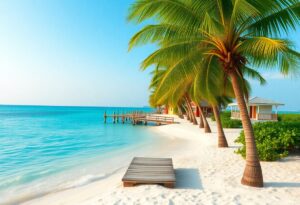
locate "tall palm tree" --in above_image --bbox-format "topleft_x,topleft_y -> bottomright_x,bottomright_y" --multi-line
146,44 -> 264,148
197,105 -> 205,128
212,97 -> 233,147
198,104 -> 211,133
146,36 -> 266,150
128,0 -> 300,187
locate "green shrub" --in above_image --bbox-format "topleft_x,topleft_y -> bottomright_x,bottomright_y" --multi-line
278,113 -> 300,122
222,111 -> 231,118
222,119 -> 242,128
235,122 -> 300,161
211,111 -> 242,128
211,111 -> 230,121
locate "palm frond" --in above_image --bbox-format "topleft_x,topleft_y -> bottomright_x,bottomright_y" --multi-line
127,0 -> 202,27
230,0 -> 260,27
241,66 -> 267,85
128,24 -> 198,50
240,37 -> 300,75
141,40 -> 201,70
247,2 -> 300,36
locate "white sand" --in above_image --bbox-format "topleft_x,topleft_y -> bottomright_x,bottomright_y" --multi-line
22,116 -> 300,205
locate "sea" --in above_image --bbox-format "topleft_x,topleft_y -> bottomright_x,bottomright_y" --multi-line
0,105 -> 158,204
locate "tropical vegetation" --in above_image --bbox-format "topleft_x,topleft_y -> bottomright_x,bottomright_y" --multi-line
128,0 -> 300,187
211,111 -> 242,128
278,113 -> 300,122
235,122 -> 300,161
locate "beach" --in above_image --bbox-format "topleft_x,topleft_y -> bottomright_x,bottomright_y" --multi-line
1,0 -> 300,204
21,116 -> 300,205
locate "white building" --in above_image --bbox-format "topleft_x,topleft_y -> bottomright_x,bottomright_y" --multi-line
228,97 -> 284,121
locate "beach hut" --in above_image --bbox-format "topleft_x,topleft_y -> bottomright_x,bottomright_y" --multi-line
163,105 -> 174,115
191,101 -> 213,117
228,97 -> 284,121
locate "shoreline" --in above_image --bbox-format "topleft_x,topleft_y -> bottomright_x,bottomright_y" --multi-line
1,127 -> 173,205
17,116 -> 300,204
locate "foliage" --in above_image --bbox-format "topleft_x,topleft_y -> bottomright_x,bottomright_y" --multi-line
278,113 -> 300,122
211,111 -> 242,128
222,119 -> 243,128
235,122 -> 300,161
127,0 -> 300,108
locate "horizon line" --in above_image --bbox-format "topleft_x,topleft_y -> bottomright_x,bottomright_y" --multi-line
0,104 -> 152,108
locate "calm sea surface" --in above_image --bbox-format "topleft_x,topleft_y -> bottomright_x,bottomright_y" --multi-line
0,105 -> 156,202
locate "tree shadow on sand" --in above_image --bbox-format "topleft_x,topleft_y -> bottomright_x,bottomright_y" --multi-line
265,182 -> 300,188
278,154 -> 300,163
175,168 -> 203,190
229,145 -> 241,149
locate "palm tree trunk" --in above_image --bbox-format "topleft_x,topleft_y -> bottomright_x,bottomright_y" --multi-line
183,105 -> 190,121
183,98 -> 192,122
177,105 -> 184,119
185,97 -> 198,125
198,104 -> 211,133
186,101 -> 194,123
197,106 -> 204,128
230,71 -> 263,187
212,106 -> 228,148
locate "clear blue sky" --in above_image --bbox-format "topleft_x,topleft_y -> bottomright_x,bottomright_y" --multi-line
0,0 -> 299,111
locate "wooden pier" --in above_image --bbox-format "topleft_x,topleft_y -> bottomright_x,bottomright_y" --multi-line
104,112 -> 174,125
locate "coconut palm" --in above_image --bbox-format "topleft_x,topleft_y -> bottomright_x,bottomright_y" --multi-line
212,97 -> 233,147
149,65 -> 198,123
128,0 -> 300,187
146,48 -> 266,149
190,97 -> 211,132
144,29 -> 267,148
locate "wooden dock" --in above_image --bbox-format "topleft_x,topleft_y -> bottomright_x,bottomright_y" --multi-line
104,112 -> 174,125
122,157 -> 176,188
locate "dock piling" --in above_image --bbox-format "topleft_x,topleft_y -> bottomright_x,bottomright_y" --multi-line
104,111 -> 107,123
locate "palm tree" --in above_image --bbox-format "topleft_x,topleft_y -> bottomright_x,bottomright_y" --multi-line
128,0 -> 300,187
197,105 -> 205,128
146,39 -> 266,150
198,104 -> 211,133
148,65 -> 195,121
146,55 -> 216,133
212,97 -> 233,147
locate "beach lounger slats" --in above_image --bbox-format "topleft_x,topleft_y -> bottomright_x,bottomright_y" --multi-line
122,157 -> 175,188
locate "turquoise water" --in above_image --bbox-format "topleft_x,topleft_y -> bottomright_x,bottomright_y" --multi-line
0,105 -> 156,202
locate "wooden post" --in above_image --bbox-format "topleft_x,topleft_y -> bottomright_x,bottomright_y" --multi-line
123,182 -> 135,187
104,111 -> 107,123
164,182 -> 175,188
113,112 -> 116,123
122,114 -> 125,124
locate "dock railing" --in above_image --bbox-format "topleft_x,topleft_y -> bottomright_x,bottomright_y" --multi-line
104,111 -> 174,125
257,113 -> 278,121
145,114 -> 174,123
132,114 -> 174,124
231,111 -> 278,121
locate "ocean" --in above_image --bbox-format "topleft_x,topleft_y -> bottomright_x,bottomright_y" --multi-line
0,105 -> 157,203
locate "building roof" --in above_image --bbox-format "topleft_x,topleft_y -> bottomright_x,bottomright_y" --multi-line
191,101 -> 210,107
228,97 -> 284,107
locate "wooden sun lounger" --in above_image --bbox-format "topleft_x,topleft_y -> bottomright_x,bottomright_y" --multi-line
122,157 -> 176,188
